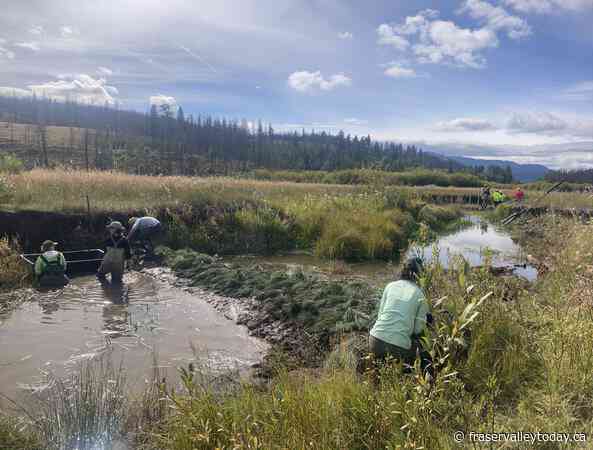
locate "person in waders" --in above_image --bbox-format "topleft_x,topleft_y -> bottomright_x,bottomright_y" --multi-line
369,257 -> 430,371
127,216 -> 162,258
97,221 -> 131,283
34,240 -> 69,288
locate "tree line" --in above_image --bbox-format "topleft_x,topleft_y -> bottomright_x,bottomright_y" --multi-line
0,95 -> 513,182
545,168 -> 593,184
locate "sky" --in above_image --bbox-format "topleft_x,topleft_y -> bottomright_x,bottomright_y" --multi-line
0,0 -> 592,169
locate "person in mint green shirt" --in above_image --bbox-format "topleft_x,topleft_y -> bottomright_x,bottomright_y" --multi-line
369,257 -> 429,366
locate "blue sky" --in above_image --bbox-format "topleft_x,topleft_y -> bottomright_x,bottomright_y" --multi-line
0,0 -> 592,168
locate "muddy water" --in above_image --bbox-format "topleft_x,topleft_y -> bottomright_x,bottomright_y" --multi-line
0,270 -> 267,400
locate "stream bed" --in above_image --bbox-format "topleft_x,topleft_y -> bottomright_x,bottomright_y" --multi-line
0,270 -> 268,401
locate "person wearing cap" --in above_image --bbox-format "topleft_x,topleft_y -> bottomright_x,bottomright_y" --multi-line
369,257 -> 429,367
97,221 -> 132,283
127,216 -> 162,257
34,240 -> 69,288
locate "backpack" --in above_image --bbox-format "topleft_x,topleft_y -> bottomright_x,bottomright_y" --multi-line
40,254 -> 65,276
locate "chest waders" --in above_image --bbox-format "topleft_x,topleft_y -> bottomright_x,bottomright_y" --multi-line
98,238 -> 126,282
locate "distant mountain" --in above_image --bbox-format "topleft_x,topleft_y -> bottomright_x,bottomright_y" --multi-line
449,156 -> 549,182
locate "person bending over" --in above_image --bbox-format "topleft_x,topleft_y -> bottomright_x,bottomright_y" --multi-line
127,216 -> 162,257
369,257 -> 429,368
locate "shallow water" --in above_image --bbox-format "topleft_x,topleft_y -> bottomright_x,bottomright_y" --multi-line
229,215 -> 537,283
408,215 -> 538,281
0,270 -> 267,400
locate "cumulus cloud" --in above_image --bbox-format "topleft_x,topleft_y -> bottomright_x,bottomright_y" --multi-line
380,9 -> 500,69
507,111 -> 593,138
377,24 -> 410,50
379,4 -> 531,69
15,41 -> 40,51
150,94 -> 179,114
414,20 -> 498,68
435,117 -> 499,131
384,64 -> 417,78
28,74 -> 118,104
504,0 -> 593,14
287,70 -> 352,92
459,0 -> 531,39
97,66 -> 113,76
29,25 -> 44,35
0,75 -> 119,104
338,31 -> 353,39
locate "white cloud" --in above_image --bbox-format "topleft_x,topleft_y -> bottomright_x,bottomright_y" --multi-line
377,24 -> 410,50
28,74 -> 118,104
379,4 -> 531,69
384,64 -> 417,78
507,111 -> 593,138
149,94 -> 179,114
338,31 -> 353,39
29,25 -> 44,35
60,26 -> 77,38
435,117 -> 499,131
504,0 -> 593,13
287,70 -> 352,92
0,87 -> 33,98
459,0 -> 531,40
0,46 -> 15,59
380,9 -> 500,69
0,39 -> 15,59
97,66 -> 113,76
414,20 -> 498,68
15,41 -> 41,51
344,118 -> 368,126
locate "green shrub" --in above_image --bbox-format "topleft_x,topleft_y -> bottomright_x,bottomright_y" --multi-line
0,155 -> 24,174
0,175 -> 15,204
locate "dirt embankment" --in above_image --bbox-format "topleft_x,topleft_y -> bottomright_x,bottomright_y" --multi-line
0,210 -> 133,253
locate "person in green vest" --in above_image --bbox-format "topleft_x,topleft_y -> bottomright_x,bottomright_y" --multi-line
492,190 -> 506,206
34,240 -> 69,288
369,257 -> 429,368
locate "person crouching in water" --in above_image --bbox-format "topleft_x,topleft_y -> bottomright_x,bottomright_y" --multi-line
369,257 -> 429,370
34,240 -> 69,288
97,221 -> 131,283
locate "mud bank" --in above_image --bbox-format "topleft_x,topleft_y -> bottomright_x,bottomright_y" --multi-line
144,267 -> 312,370
157,248 -> 379,367
0,210 -> 133,252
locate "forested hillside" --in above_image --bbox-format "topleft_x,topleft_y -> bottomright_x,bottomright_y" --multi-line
545,168 -> 593,184
0,95 -> 512,182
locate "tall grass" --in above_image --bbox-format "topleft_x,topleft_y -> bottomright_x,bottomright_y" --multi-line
0,236 -> 31,293
148,215 -> 593,449
27,356 -> 128,450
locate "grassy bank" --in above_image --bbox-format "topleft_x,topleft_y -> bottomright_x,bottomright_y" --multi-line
148,215 -> 593,449
1,214 -> 592,449
250,168 -> 486,188
1,169 -> 466,261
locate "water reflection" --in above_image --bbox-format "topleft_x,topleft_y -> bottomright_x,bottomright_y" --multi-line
409,215 -> 537,281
